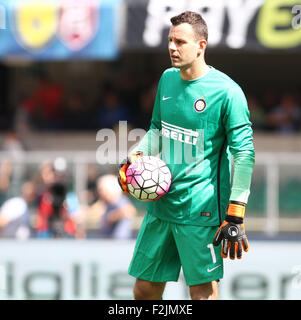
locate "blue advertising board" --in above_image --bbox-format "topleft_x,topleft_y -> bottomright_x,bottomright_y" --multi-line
0,0 -> 121,60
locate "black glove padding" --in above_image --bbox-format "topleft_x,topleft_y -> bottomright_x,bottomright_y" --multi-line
213,220 -> 249,260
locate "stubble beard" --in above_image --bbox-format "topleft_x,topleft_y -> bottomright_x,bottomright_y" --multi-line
171,59 -> 192,72
170,58 -> 188,70
170,58 -> 180,68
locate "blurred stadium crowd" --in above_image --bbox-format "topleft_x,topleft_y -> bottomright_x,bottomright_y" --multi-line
0,70 -> 301,134
0,67 -> 300,240
0,156 -> 138,240
0,70 -> 157,133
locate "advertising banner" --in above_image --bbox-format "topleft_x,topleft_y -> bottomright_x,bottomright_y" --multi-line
0,0 -> 121,60
0,240 -> 300,300
125,0 -> 301,52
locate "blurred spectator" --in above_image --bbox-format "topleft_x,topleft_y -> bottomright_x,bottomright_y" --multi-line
84,164 -> 99,205
2,131 -> 25,157
0,181 -> 36,240
97,89 -> 131,129
84,195 -> 106,237
65,189 -> 86,239
0,160 -> 13,206
2,132 -> 26,205
247,94 -> 266,131
133,87 -> 155,129
13,94 -> 33,135
34,159 -> 77,238
22,72 -> 64,130
62,92 -> 91,130
262,89 -> 279,114
266,92 -> 301,133
117,74 -> 140,112
97,174 -> 136,239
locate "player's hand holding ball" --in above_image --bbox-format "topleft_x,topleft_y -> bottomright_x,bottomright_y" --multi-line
118,151 -> 143,194
119,154 -> 172,201
213,201 -> 249,260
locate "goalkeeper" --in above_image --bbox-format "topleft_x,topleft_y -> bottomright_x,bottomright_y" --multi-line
118,11 -> 255,300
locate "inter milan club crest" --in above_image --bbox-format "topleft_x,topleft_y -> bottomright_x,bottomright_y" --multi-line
193,97 -> 207,113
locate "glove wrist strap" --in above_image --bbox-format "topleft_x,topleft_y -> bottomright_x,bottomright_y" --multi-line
227,202 -> 245,219
225,215 -> 243,224
226,202 -> 245,224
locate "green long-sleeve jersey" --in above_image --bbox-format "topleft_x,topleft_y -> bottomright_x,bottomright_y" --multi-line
135,66 -> 255,226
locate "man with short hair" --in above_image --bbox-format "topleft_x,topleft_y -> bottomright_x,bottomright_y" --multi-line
97,174 -> 136,239
0,181 -> 36,240
119,11 -> 255,300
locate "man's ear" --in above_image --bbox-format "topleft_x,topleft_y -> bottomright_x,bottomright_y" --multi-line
197,39 -> 207,56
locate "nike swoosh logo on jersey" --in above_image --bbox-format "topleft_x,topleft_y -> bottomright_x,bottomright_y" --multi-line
207,265 -> 222,273
162,96 -> 172,101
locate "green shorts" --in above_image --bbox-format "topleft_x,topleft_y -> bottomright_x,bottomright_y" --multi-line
128,213 -> 223,286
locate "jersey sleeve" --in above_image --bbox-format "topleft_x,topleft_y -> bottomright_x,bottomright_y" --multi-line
132,76 -> 163,156
223,84 -> 255,204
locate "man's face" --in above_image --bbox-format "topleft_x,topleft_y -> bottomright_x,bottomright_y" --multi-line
168,23 -> 204,69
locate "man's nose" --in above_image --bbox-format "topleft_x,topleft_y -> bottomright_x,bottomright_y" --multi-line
168,40 -> 176,51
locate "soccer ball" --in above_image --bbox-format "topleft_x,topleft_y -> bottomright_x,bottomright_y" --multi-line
126,156 -> 172,201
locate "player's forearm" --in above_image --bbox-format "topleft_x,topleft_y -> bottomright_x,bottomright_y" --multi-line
132,128 -> 162,156
229,150 -> 255,204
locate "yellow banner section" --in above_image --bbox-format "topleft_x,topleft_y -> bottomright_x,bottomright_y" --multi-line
257,0 -> 301,49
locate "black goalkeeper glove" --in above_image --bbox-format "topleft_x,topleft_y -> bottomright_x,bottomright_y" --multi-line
213,201 -> 249,260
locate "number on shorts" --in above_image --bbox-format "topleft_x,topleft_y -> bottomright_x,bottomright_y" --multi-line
207,244 -> 216,264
